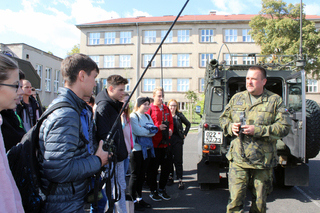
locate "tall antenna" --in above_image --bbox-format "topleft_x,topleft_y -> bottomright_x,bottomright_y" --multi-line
299,0 -> 303,58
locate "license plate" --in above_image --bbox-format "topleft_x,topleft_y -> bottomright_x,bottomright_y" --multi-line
204,131 -> 223,144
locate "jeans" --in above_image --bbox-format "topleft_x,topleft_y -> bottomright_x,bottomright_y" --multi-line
112,161 -> 127,213
123,156 -> 130,178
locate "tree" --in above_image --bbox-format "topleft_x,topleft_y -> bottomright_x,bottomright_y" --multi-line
185,90 -> 198,123
249,0 -> 320,77
67,44 -> 80,56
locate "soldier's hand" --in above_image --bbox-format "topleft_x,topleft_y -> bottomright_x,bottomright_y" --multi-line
232,123 -> 241,136
241,125 -> 254,135
95,140 -> 110,167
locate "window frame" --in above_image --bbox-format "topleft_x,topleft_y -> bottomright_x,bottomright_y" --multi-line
143,54 -> 156,67
143,79 -> 156,92
307,79 -> 318,93
200,53 -> 214,67
120,31 -> 132,44
54,70 -> 60,93
88,32 -> 100,45
144,30 -> 157,43
200,29 -> 214,43
119,55 -> 131,68
104,55 -> 115,68
177,78 -> 189,92
225,29 -> 238,42
105,32 -> 115,44
36,64 -> 43,90
242,29 -> 253,42
45,67 -> 52,92
177,30 -> 190,42
161,30 -> 173,43
177,54 -> 190,67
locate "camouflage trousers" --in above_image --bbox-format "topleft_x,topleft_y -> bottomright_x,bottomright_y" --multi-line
226,162 -> 273,213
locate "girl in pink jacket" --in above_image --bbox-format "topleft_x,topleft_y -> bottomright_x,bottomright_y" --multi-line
0,53 -> 24,212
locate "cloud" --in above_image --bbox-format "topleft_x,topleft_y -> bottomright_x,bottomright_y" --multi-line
71,0 -> 120,24
124,8 -> 151,18
210,0 -> 261,14
305,3 -> 320,15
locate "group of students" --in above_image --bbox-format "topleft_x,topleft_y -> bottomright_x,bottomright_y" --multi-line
0,53 -> 190,213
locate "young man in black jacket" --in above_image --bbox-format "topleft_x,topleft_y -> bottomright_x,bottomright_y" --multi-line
16,79 -> 42,131
95,74 -> 128,213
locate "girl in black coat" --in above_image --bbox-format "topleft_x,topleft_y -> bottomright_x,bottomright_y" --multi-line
167,99 -> 191,189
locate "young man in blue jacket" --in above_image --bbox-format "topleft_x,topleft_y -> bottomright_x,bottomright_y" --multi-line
38,53 -> 110,213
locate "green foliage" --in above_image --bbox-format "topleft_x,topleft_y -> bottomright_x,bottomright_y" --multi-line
185,90 -> 199,123
249,0 -> 320,77
47,51 -> 53,55
67,44 -> 80,56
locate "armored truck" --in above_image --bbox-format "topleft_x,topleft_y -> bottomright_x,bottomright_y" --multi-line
197,54 -> 320,189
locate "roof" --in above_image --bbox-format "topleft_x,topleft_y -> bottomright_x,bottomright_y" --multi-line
77,14 -> 320,28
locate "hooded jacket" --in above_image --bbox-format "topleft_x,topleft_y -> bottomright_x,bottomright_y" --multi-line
38,87 -> 101,213
95,89 -> 128,162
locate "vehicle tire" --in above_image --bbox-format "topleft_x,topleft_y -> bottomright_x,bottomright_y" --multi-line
306,99 -> 320,159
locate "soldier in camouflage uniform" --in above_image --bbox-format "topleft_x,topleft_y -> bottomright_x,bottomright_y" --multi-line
219,66 -> 291,213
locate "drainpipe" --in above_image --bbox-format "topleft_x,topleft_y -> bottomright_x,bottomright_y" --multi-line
136,22 -> 140,99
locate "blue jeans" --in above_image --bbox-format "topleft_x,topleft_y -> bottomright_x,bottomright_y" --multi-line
123,156 -> 130,177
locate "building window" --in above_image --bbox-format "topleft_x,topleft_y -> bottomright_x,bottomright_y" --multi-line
36,64 -> 42,90
177,79 -> 189,92
243,57 -> 255,65
105,32 -> 115,44
200,53 -> 214,67
120,55 -> 131,68
104,55 -> 115,68
179,102 -> 187,111
162,79 -> 172,92
225,29 -> 237,42
120,31 -> 131,44
88,32 -> 100,45
242,29 -> 253,42
89,55 -> 99,67
45,67 -> 51,92
161,30 -> 173,43
307,79 -> 318,93
144,31 -> 156,43
144,54 -> 156,67
144,79 -> 155,91
225,54 -> 238,65
178,54 -> 190,67
178,30 -> 190,42
199,78 -> 205,92
201,29 -> 214,42
162,54 -> 172,67
54,70 -> 60,93
125,79 -> 130,91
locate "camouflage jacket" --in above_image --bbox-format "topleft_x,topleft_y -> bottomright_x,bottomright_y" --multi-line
219,89 -> 291,169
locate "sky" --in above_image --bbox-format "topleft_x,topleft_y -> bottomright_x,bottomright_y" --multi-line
0,0 -> 319,59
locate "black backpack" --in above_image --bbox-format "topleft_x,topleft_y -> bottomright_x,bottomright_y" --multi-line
7,102 -> 77,213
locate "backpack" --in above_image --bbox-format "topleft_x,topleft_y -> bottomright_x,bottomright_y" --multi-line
7,102 -> 78,213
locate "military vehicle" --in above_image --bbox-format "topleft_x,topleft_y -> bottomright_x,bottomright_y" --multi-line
197,54 -> 320,189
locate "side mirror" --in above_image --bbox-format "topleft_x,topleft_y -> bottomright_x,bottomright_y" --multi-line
195,105 -> 202,118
